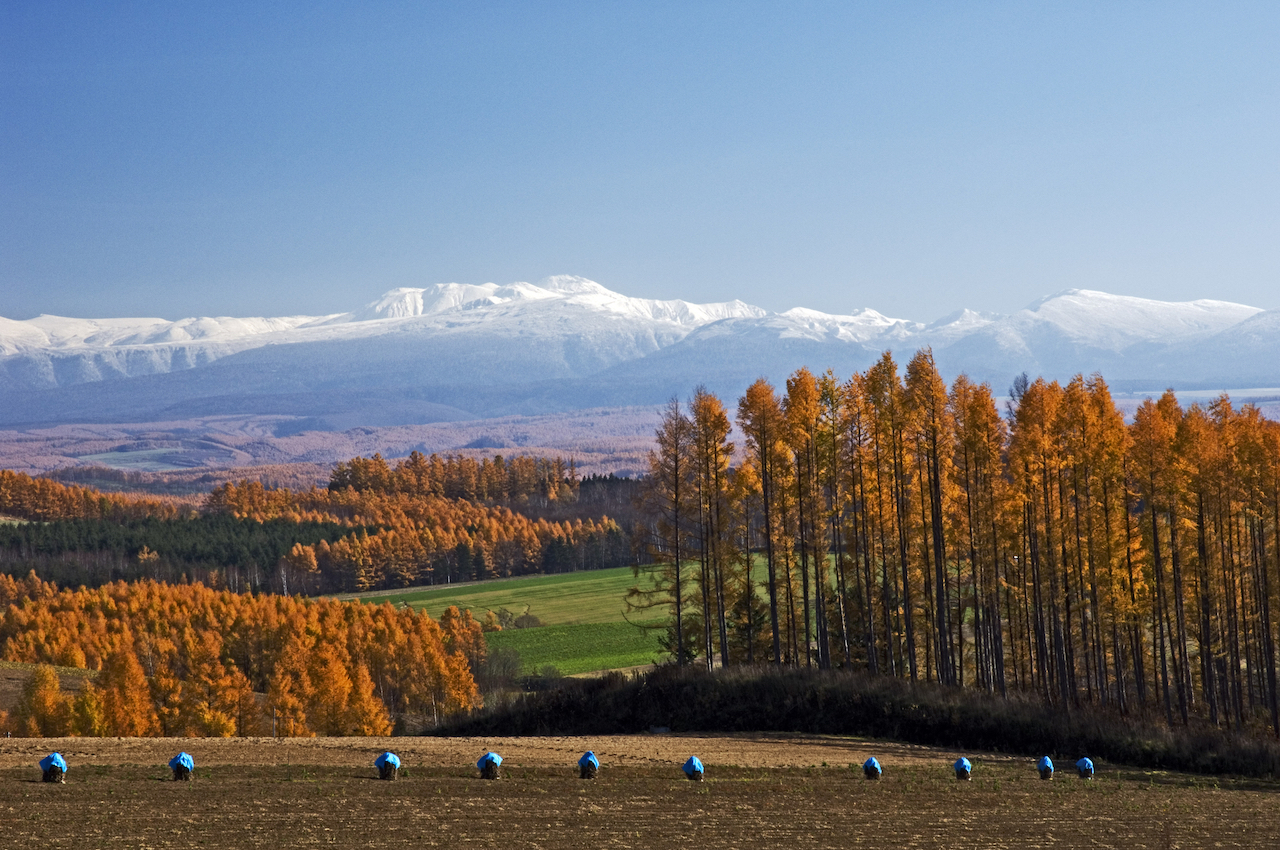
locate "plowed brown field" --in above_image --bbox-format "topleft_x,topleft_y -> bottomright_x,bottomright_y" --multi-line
2,734 -> 1276,848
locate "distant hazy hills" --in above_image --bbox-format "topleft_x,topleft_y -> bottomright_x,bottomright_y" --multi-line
2,275 -> 1276,429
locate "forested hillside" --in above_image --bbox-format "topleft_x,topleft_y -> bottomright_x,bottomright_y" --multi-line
0,452 -> 632,594
0,573 -> 483,736
635,349 -> 1280,736
0,449 -> 640,737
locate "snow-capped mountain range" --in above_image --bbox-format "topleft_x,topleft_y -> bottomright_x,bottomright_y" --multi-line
1,275 -> 1277,428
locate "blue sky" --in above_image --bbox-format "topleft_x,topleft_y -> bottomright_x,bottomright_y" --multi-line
3,2 -> 1278,321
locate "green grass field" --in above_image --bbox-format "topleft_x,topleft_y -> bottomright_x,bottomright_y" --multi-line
486,621 -> 662,676
343,566 -> 668,675
344,566 -> 649,626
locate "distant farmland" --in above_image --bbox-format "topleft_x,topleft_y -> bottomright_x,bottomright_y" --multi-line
343,566 -> 664,675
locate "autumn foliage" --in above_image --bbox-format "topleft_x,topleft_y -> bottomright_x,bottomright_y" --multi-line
0,451 -> 628,594
205,452 -> 622,591
638,352 -> 1280,735
0,572 -> 482,737
327,452 -> 582,504
0,469 -> 193,522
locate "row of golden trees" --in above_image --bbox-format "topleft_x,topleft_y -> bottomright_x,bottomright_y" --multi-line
0,452 -> 581,524
634,349 -> 1280,733
0,454 -> 616,595
208,475 -> 620,592
0,573 -> 482,736
329,451 -> 582,505
0,470 -> 192,522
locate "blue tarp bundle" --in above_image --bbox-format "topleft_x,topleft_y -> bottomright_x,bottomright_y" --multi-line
40,753 -> 67,773
477,752 -> 502,770
579,751 -> 600,770
863,757 -> 881,776
1038,756 -> 1054,773
954,757 -> 972,774
375,752 -> 401,770
1076,757 -> 1094,775
169,752 -> 194,772
682,756 -> 703,777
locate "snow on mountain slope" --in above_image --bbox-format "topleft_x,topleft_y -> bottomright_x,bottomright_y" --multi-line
1162,308 -> 1280,386
354,282 -> 554,320
872,290 -> 1266,391
351,275 -> 765,325
772,307 -> 916,344
0,276 -> 768,392
0,313 -> 336,354
2,275 -> 764,354
1008,289 -> 1261,350
0,278 -> 1275,427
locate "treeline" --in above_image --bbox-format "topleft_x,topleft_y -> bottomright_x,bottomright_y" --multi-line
636,349 -> 1280,736
440,665 -> 1280,778
329,451 -> 582,505
0,515 -> 352,593
0,572 -> 483,737
0,456 -> 633,594
538,473 -> 643,528
330,453 -> 643,526
0,469 -> 193,521
208,473 -> 630,592
47,463 -> 329,496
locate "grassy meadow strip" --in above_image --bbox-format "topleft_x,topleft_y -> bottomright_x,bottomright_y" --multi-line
342,565 -> 643,626
486,621 -> 661,676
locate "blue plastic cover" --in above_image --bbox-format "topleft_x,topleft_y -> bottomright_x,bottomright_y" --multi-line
375,752 -> 400,770
477,752 -> 502,770
863,757 -> 881,773
169,752 -> 194,772
579,751 -> 599,770
40,753 -> 67,772
682,756 -> 703,776
954,757 -> 972,772
1038,756 -> 1054,771
1076,757 -> 1094,772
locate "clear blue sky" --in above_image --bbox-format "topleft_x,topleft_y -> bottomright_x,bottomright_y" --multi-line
3,2 -> 1278,321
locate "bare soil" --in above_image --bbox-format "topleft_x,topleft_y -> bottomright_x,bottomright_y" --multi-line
2,734 -> 1277,848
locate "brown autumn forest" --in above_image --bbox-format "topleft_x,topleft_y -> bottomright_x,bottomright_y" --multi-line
634,350 -> 1280,738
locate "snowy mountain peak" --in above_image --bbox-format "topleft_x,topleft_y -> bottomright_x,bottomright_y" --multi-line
780,306 -> 896,323
535,274 -> 611,296
0,313 -> 333,354
2,278 -> 1276,418
927,308 -> 1001,330
353,282 -> 548,320
1019,289 -> 1263,349
351,276 -> 763,325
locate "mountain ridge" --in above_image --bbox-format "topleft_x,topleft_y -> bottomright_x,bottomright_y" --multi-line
1,277 -> 1274,428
